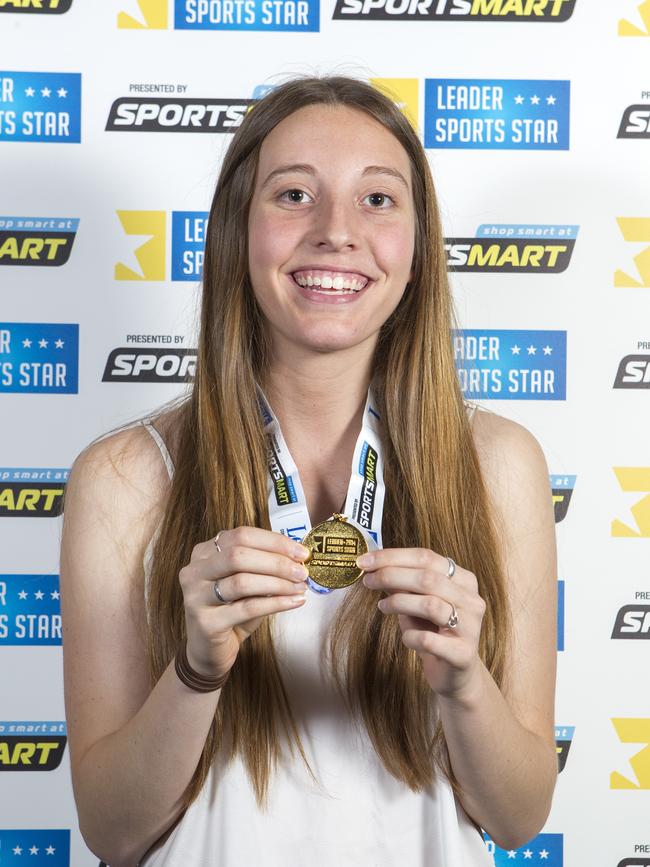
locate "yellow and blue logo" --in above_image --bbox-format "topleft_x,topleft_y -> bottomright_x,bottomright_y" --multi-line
115,210 -> 209,281
118,0 -> 319,30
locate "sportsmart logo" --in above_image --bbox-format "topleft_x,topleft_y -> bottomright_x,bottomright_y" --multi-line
446,224 -> 577,273
115,210 -> 208,281
0,721 -> 66,771
551,475 -> 575,523
618,102 -> 650,138
614,347 -> 650,388
612,602 -> 650,639
106,94 -> 253,132
611,718 -> 650,789
333,0 -> 576,21
102,346 -> 196,383
0,217 -> 78,266
611,468 -> 650,537
267,432 -> 298,507
615,218 -> 650,287
619,0 -> 650,35
118,0 -> 320,31
0,467 -> 67,517
0,0 -> 72,15
555,725 -> 574,772
0,0 -> 73,13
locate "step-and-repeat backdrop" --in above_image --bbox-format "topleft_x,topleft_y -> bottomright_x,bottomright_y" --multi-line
1,1 -> 649,865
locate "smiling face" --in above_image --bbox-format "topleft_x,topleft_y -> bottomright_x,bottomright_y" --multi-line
247,103 -> 416,358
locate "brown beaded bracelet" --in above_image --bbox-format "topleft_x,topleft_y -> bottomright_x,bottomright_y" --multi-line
174,637 -> 230,693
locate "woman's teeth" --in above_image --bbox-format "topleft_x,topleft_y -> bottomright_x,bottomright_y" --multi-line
292,272 -> 368,294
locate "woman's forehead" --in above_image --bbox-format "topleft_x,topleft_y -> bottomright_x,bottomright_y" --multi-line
256,104 -> 412,183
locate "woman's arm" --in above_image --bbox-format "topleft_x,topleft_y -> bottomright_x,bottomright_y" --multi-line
358,411 -> 558,849
435,412 -> 558,847
61,425 -> 310,866
60,427 -> 223,867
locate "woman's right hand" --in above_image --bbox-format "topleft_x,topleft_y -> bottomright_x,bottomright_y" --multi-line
178,526 -> 310,679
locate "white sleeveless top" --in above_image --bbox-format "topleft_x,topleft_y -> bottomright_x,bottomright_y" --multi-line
138,404 -> 491,867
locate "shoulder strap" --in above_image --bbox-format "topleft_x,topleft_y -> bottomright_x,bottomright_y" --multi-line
141,420 -> 175,481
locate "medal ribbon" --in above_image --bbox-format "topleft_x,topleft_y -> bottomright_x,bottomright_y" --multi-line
257,384 -> 385,594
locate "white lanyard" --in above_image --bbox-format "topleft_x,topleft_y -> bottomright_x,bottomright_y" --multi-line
257,385 -> 386,594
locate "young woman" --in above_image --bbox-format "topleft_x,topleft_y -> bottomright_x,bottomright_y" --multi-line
60,76 -> 558,867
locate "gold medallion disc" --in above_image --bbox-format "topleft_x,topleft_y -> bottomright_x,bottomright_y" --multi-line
301,514 -> 368,590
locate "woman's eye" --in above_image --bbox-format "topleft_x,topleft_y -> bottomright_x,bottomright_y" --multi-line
364,192 -> 394,208
279,189 -> 311,204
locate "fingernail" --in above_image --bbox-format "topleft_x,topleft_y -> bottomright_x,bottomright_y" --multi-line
292,544 -> 310,560
289,595 -> 306,606
357,553 -> 374,568
292,564 -> 308,580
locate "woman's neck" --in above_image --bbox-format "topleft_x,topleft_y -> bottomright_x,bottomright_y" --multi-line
260,340 -> 378,523
261,343 -> 375,447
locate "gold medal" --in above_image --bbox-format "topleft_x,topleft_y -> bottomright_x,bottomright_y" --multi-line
301,514 -> 368,590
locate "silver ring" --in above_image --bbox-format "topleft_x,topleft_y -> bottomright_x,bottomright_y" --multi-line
213,579 -> 230,605
445,603 -> 459,629
213,530 -> 225,552
446,557 -> 456,578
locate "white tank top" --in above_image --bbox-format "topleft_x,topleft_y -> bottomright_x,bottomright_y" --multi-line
138,405 -> 492,867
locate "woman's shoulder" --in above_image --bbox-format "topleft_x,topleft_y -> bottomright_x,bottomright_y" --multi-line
468,405 -> 551,510
67,402 -> 186,511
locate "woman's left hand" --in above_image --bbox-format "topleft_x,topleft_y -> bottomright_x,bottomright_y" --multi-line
357,548 -> 487,701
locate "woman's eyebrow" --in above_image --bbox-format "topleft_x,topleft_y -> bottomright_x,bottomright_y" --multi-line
260,164 -> 409,190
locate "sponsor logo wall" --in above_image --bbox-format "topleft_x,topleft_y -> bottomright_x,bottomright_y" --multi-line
1,1 -> 648,864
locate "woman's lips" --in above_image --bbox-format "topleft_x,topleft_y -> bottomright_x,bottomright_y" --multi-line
291,269 -> 370,291
288,272 -> 373,304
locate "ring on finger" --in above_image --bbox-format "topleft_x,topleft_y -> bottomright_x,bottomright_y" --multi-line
445,602 -> 459,629
446,556 -> 456,579
213,530 -> 225,552
213,578 -> 231,605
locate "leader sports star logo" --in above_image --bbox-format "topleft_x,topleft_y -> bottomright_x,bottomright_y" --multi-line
454,330 -> 566,400
425,79 -> 570,150
0,71 -> 81,142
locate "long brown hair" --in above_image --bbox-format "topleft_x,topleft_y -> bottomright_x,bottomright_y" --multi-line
145,75 -> 510,812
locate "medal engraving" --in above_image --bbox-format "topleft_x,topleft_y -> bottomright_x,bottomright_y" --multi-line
301,514 -> 368,589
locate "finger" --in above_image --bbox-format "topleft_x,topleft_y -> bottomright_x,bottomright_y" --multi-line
400,624 -> 468,666
364,567 -> 464,602
357,547 -> 454,576
378,591 -> 456,629
193,546 -> 310,584
195,526 -> 310,562
209,573 -> 308,605
206,591 -> 308,630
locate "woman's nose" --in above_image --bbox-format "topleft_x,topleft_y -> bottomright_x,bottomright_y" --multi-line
307,197 -> 358,250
